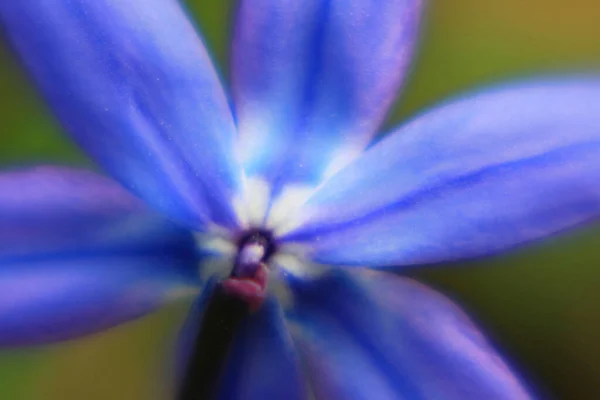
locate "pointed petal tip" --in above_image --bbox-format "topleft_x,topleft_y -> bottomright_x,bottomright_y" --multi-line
288,269 -> 534,399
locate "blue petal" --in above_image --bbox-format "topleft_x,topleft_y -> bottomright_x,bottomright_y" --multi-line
0,1 -> 242,230
283,78 -> 600,266
233,0 -> 424,189
217,298 -> 307,399
288,269 -> 533,399
0,167 -> 199,346
0,256 -> 197,347
173,278 -> 217,390
0,167 -> 194,263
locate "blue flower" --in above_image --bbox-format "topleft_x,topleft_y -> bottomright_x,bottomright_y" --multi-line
2,0 -> 600,398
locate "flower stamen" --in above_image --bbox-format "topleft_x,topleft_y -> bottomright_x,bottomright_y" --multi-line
220,229 -> 277,311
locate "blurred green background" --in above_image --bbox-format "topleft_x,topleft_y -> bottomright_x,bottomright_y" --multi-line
1,1 -> 600,398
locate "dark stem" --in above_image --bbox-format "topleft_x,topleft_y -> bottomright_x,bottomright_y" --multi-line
176,285 -> 250,400
177,230 -> 274,399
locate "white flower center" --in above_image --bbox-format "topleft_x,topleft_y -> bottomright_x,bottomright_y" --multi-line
195,176 -> 330,307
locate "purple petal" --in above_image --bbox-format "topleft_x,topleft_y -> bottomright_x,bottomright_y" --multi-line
0,1 -> 241,230
0,167 -> 199,346
0,256 -> 197,346
233,0 -> 423,188
0,166 -> 194,262
174,292 -> 306,399
174,278 -> 217,387
283,78 -> 600,266
288,269 -> 533,399
217,298 -> 307,399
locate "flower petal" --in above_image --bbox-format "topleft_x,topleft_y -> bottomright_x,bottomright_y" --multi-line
0,166 -> 195,263
217,298 -> 307,399
174,279 -> 217,388
233,0 -> 424,189
0,1 -> 241,230
283,78 -> 600,266
288,270 -> 533,399
0,256 -> 198,347
175,291 -> 306,399
0,167 -> 199,346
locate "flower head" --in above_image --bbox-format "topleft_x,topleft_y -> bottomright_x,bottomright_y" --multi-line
2,0 -> 600,398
